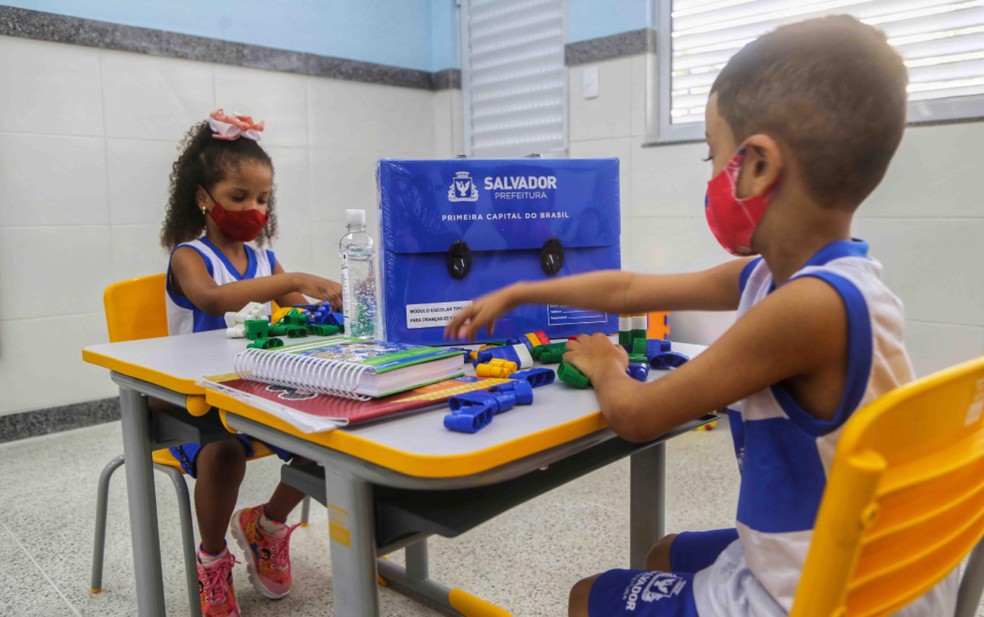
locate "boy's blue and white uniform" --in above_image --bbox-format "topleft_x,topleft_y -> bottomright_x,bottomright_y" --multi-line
590,240 -> 958,616
165,237 -> 275,335
164,237 -> 291,476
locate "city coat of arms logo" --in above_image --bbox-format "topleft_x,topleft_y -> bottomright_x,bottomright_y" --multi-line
448,171 -> 479,202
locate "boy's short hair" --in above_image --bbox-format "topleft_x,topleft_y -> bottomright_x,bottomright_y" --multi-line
711,15 -> 909,209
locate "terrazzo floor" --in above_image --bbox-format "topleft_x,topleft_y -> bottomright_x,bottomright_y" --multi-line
0,417 -> 979,616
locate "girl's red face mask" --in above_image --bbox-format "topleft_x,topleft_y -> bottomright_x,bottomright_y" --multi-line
704,145 -> 780,256
202,189 -> 268,242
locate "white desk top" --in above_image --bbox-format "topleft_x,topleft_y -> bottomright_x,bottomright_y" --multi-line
85,331 -> 706,478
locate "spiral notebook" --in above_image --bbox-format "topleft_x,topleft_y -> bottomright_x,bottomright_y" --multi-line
232,336 -> 466,400
200,374 -> 512,433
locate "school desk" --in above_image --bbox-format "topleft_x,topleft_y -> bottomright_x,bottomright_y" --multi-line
83,331 -> 712,616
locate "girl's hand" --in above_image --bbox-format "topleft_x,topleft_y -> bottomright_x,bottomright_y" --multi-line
443,286 -> 521,340
563,333 -> 628,381
295,274 -> 343,311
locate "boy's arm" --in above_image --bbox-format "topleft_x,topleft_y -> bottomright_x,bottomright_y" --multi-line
566,276 -> 848,443
170,247 -> 342,315
445,258 -> 752,340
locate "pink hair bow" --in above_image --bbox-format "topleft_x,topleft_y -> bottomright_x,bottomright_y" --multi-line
208,109 -> 265,141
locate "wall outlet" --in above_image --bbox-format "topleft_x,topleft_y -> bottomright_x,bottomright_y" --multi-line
582,66 -> 599,99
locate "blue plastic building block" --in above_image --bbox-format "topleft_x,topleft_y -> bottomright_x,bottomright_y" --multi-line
490,380 -> 534,405
448,391 -> 499,414
627,362 -> 650,381
443,407 -> 494,433
510,368 -> 556,388
473,343 -> 533,369
649,351 -> 690,370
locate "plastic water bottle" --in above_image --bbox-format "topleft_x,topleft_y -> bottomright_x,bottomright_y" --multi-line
339,209 -> 378,339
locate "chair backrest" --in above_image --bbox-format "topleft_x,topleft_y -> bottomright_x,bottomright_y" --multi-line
103,274 -> 168,343
790,355 -> 984,617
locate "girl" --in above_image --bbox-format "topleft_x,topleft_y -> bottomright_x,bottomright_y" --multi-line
161,109 -> 341,616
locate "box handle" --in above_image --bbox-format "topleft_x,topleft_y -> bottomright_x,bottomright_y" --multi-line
447,240 -> 472,279
541,238 -> 565,276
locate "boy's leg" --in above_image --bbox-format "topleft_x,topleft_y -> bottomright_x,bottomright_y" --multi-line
574,569 -> 698,617
569,574 -> 601,617
645,533 -> 678,571
194,438 -> 248,552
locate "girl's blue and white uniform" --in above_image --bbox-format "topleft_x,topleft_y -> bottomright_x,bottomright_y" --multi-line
163,236 -> 291,476
589,240 -> 958,617
165,237 -> 276,335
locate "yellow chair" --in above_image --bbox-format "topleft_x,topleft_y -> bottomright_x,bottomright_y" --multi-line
90,274 -> 310,615
790,355 -> 984,617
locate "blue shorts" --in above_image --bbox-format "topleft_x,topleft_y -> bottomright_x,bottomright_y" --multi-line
169,436 -> 293,478
588,528 -> 739,617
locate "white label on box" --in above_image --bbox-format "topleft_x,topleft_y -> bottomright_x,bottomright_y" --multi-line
547,305 -> 608,326
406,301 -> 473,329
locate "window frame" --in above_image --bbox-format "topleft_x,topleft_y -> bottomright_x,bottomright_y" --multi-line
652,0 -> 984,145
459,0 -> 570,158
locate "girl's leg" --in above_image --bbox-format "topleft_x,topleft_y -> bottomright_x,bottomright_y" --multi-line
263,456 -> 312,522
194,438 -> 247,553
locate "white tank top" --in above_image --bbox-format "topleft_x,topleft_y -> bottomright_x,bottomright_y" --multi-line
165,237 -> 275,335
692,240 -> 957,616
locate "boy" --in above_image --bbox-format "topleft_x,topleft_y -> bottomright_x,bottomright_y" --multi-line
444,15 -> 957,617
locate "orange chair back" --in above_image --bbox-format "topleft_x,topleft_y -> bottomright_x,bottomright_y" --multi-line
103,274 -> 168,343
790,355 -> 984,616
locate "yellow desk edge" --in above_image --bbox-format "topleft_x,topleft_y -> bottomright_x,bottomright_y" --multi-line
206,387 -> 610,479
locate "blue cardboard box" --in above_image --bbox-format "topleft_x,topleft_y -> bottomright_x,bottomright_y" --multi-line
377,158 -> 621,345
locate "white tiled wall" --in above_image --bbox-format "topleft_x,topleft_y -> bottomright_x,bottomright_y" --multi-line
567,54 -> 984,378
6,34 -> 978,417
0,35 -> 448,416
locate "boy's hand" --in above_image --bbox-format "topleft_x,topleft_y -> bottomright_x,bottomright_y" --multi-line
295,274 -> 343,311
443,286 -> 520,340
563,333 -> 628,381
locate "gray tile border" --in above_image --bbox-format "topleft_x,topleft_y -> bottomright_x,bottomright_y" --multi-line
565,28 -> 656,66
0,398 -> 120,444
0,5 -> 460,91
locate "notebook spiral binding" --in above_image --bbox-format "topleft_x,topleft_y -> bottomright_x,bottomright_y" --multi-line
233,347 -> 373,401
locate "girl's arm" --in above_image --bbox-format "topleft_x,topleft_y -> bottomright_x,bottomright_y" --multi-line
170,246 -> 342,315
444,258 -> 752,340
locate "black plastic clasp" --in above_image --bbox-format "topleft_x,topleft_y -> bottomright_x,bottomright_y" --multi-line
447,240 -> 472,280
540,238 -> 565,276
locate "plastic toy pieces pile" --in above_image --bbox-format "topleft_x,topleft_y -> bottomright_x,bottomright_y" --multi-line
444,368 -> 555,433
556,339 -> 690,389
223,301 -> 345,349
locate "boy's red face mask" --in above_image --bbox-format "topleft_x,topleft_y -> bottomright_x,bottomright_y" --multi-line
202,188 -> 268,242
704,145 -> 780,256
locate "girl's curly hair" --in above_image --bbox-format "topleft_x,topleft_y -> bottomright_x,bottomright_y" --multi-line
160,121 -> 278,250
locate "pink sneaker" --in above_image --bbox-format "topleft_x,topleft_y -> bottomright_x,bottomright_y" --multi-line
197,550 -> 240,617
230,505 -> 299,599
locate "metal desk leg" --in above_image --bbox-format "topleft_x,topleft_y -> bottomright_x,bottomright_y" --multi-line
324,469 -> 379,616
118,386 -> 166,616
629,443 -> 665,569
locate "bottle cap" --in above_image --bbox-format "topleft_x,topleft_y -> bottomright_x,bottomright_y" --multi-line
346,209 -> 366,226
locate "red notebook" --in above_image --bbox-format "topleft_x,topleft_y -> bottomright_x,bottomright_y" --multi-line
201,374 -> 511,433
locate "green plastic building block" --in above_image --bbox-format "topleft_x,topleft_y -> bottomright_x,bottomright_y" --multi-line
244,319 -> 271,340
279,308 -> 310,327
247,336 -> 284,349
557,361 -> 591,389
532,343 -> 567,364
628,353 -> 648,364
306,323 -> 339,336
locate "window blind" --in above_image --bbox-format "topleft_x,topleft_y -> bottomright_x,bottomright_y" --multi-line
461,0 -> 567,157
667,0 -> 984,126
